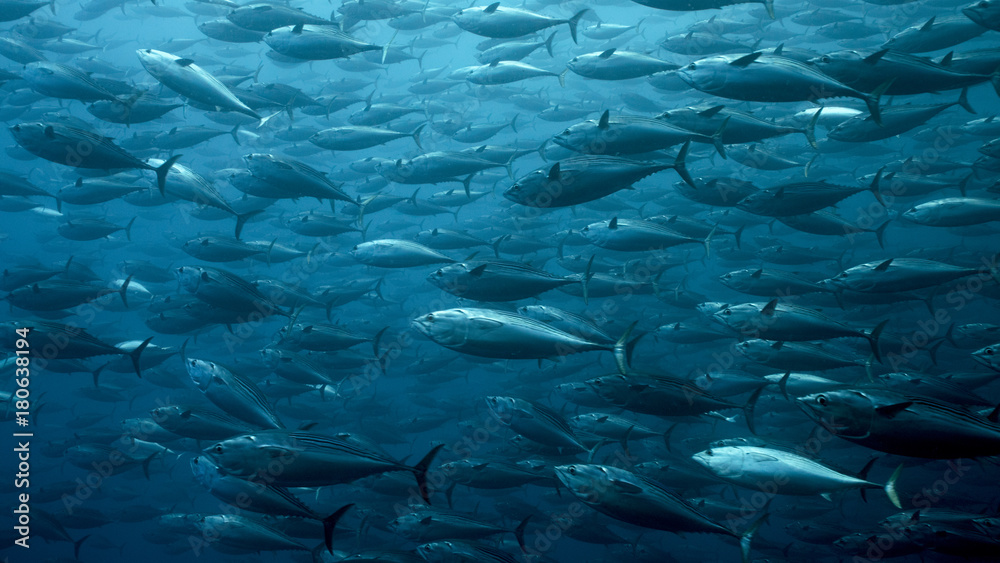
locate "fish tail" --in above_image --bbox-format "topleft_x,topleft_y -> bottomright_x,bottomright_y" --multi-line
873,220 -> 889,249
141,450 -> 160,479
382,30 -> 397,65
258,110 -> 281,128
761,0 -> 775,19
739,513 -> 767,563
230,124 -> 241,145
154,154 -> 182,196
119,273 -> 133,308
885,464 -> 903,509
957,86 -> 975,115
662,423 -> 676,452
462,174 -> 473,197
323,503 -> 354,555
544,31 -> 557,57
744,386 -> 764,435
711,116 -> 728,159
672,140 -> 695,188
91,363 -> 105,388
124,216 -> 135,242
620,424 -> 634,457
804,106 -> 821,149
74,534 -> 91,560
444,481 -> 456,509
868,319 -> 888,363
869,166 -> 886,207
411,444 -> 444,504
567,9 -> 589,44
944,322 -> 957,346
865,79 -> 893,127
613,321 -> 640,374
733,224 -> 744,249
927,338 -> 944,366
128,336 -> 154,378
412,122 -> 425,150
234,209 -> 262,240
776,371 -> 791,401
514,515 -> 531,552
372,326 -> 388,358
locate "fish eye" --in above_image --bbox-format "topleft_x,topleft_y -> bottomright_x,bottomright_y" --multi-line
723,309 -> 731,315
687,63 -> 696,70
190,360 -> 196,366
821,56 -> 831,63
987,348 -> 995,355
816,395 -> 828,406
213,445 -> 223,453
427,314 -> 434,321
568,466 -> 576,475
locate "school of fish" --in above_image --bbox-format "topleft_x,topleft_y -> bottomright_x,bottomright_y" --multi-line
1,0 -> 999,561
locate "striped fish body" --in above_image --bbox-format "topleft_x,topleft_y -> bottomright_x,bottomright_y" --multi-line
798,389 -> 1000,458
186,359 -> 284,429
205,431 -> 410,487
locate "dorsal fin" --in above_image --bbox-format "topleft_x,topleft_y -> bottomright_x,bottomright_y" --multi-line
484,1 -> 500,13
875,402 -> 913,419
988,404 -> 1000,423
772,43 -> 783,56
175,58 -> 195,67
698,105 -> 725,118
919,16 -> 935,31
761,298 -> 778,316
598,110 -> 609,129
874,258 -> 893,272
751,268 -> 762,279
863,49 -> 888,65
730,52 -> 761,67
547,162 -> 560,181
939,51 -> 953,66
469,264 -> 488,277
292,23 -> 303,33
599,48 -> 616,59
608,217 -> 618,229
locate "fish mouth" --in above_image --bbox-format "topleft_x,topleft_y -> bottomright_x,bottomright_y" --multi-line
794,397 -> 856,433
971,353 -> 995,368
410,318 -> 431,335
